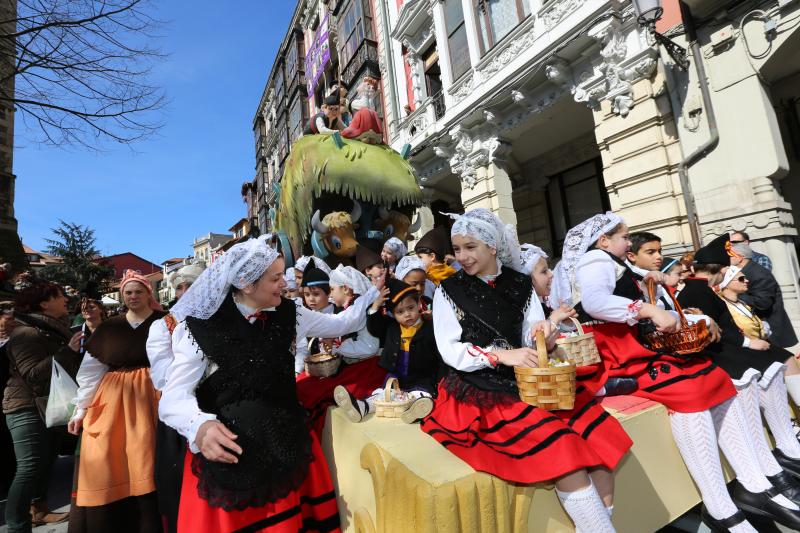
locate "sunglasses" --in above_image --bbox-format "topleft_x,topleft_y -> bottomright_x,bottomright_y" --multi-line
735,276 -> 747,283
729,240 -> 745,244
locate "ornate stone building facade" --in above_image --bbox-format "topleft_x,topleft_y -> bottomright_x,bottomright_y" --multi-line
384,0 -> 800,327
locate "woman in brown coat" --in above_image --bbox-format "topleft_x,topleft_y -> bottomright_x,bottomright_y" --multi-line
3,281 -> 82,532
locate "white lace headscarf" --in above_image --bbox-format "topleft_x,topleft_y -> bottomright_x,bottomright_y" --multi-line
552,211 -> 623,305
450,208 -> 523,272
383,237 -> 407,263
394,255 -> 425,281
284,267 -> 297,290
171,235 -> 281,321
328,265 -> 371,296
519,244 -> 548,276
295,255 -> 332,275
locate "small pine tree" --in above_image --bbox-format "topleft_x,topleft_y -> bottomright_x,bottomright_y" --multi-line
39,221 -> 114,295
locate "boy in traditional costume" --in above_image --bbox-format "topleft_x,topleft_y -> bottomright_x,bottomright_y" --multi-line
334,278 -> 438,424
415,226 -> 457,286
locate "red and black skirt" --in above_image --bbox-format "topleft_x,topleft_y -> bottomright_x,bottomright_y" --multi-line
295,357 -> 387,436
176,432 -> 340,533
419,380 -> 632,484
583,322 -> 736,413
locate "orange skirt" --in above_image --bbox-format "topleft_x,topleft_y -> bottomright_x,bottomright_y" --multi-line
76,367 -> 159,507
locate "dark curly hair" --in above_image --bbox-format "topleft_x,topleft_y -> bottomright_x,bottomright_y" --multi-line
14,281 -> 65,314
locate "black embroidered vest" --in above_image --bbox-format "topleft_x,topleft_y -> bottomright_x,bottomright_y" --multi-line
185,293 -> 311,511
439,268 -> 532,404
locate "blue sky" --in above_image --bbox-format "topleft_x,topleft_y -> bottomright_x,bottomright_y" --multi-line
14,1 -> 296,264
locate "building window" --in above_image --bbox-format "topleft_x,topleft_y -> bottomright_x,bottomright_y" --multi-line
286,38 -> 300,82
475,0 -> 531,54
339,0 -> 373,69
288,96 -> 307,141
274,64 -> 285,107
444,0 -> 470,82
546,158 -> 610,252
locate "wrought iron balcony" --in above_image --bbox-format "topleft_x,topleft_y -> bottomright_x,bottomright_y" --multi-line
341,39 -> 380,87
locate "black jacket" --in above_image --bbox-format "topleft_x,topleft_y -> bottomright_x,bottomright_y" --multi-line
678,277 -> 789,378
366,312 -> 441,394
739,261 -> 798,348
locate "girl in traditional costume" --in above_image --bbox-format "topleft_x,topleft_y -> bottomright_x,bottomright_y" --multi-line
159,236 -> 379,532
420,209 -> 632,533
68,270 -> 166,532
380,237 -> 407,273
560,213 -> 800,532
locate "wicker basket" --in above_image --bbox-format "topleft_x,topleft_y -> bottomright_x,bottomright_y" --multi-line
515,331 -> 576,411
373,378 -> 413,418
642,278 -> 712,355
555,317 -> 601,367
305,352 -> 342,378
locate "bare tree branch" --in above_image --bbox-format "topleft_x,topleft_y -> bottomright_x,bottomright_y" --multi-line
0,0 -> 166,148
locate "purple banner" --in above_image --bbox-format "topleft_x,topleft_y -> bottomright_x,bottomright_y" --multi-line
305,13 -> 331,94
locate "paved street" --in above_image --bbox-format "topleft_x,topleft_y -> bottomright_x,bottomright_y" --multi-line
0,456 -> 72,533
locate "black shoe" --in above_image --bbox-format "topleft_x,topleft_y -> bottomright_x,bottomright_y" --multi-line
768,470 -> 800,506
603,377 -> 639,396
700,505 -> 748,533
731,481 -> 800,529
774,448 -> 800,479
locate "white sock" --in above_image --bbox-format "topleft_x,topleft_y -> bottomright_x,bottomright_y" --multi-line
785,373 -> 800,407
556,482 -> 616,533
669,411 -> 751,524
711,397 -> 799,510
762,370 -> 800,459
606,505 -> 613,518
734,374 -> 783,476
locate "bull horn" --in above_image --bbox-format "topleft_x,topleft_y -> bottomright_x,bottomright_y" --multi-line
378,206 -> 390,219
311,210 -> 328,234
351,200 -> 362,222
409,212 -> 422,233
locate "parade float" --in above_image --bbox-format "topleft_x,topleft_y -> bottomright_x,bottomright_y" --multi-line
273,79 -> 423,268
273,80 -> 721,533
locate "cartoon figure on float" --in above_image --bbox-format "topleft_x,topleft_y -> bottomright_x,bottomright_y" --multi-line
273,74 -> 422,270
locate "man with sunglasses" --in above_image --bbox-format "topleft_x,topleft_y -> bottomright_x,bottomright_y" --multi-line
731,231 -> 773,272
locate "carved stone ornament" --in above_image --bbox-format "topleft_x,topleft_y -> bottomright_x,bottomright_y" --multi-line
540,0 -> 584,31
435,126 -> 512,189
565,18 -> 658,117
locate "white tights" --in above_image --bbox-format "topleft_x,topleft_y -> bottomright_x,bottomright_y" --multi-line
556,481 -> 616,533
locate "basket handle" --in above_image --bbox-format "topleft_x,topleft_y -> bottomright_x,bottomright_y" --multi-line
645,277 -> 688,327
566,316 -> 584,335
535,330 -> 549,369
384,377 -> 401,402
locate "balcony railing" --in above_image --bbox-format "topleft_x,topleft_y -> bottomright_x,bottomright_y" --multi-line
397,92 -> 446,144
432,91 -> 446,120
341,39 -> 380,87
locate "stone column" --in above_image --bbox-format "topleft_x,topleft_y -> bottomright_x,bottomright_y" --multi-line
460,162 -> 518,226
591,74 -> 694,255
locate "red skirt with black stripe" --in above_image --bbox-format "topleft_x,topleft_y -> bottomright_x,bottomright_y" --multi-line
583,322 -> 736,413
296,357 -> 387,437
176,432 -> 340,533
420,383 -> 632,484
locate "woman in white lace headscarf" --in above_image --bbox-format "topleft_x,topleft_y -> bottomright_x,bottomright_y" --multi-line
568,213 -> 800,532
158,236 -> 381,532
381,237 -> 407,272
419,208 -> 632,533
